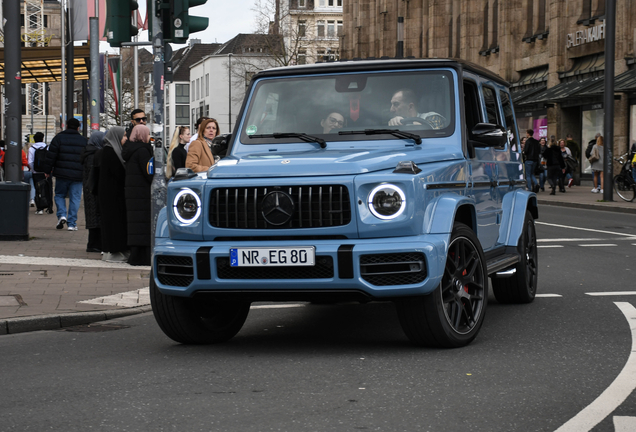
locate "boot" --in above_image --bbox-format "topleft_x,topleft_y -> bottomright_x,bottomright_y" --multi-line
550,188 -> 556,195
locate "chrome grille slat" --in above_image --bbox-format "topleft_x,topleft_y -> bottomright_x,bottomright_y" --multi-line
209,185 -> 351,229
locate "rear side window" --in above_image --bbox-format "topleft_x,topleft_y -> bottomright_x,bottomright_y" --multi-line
500,91 -> 519,149
482,86 -> 500,125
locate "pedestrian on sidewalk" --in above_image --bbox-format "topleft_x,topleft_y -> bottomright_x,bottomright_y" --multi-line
122,125 -> 154,266
97,127 -> 129,263
537,137 -> 547,192
81,131 -> 105,253
544,138 -> 566,195
42,118 -> 87,231
589,135 -> 604,193
28,132 -> 54,214
559,138 -> 574,190
522,129 -> 541,192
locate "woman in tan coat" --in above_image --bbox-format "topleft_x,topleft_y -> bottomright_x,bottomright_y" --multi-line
185,118 -> 219,172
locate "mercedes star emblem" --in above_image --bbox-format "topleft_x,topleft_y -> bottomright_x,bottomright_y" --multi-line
262,191 -> 295,226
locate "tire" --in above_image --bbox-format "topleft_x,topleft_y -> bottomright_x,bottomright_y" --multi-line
396,222 -> 488,348
150,275 -> 250,344
492,210 -> 538,304
613,175 -> 636,202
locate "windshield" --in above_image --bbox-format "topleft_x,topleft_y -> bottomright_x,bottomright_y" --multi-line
240,70 -> 455,144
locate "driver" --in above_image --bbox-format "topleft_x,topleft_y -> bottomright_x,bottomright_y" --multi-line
388,89 -> 446,129
320,111 -> 345,134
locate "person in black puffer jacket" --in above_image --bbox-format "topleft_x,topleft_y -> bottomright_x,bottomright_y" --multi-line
543,140 -> 566,195
80,131 -> 105,252
43,118 -> 88,231
122,125 -> 154,266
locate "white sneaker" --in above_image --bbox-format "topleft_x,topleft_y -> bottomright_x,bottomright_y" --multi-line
56,217 -> 67,229
67,226 -> 78,231
35,210 -> 43,215
29,200 -> 35,207
105,252 -> 129,263
600,189 -> 603,193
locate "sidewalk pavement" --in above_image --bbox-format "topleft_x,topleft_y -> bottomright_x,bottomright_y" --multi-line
1,180 -> 635,335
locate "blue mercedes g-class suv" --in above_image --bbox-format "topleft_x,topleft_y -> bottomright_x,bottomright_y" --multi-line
151,59 -> 538,348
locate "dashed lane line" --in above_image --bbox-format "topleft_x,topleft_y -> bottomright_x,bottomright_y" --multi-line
538,245 -> 564,248
586,292 -> 636,296
536,294 -> 562,297
536,222 -> 636,238
554,302 -> 636,432
579,244 -> 617,247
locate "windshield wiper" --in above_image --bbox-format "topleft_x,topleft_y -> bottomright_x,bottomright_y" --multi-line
339,129 -> 422,145
249,132 -> 326,149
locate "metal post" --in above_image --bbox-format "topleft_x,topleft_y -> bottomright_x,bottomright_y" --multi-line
0,0 -> 29,240
396,17 -> 404,59
82,80 -> 88,137
150,0 -> 167,252
90,16 -> 100,131
61,0 -> 66,130
228,53 -> 232,132
603,0 -> 615,201
134,10 -> 139,109
66,0 -> 75,122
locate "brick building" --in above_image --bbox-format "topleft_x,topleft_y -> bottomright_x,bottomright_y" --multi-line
341,0 -> 636,176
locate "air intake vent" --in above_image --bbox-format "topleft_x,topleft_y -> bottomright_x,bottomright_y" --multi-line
156,256 -> 194,287
209,185 -> 351,229
360,253 -> 427,286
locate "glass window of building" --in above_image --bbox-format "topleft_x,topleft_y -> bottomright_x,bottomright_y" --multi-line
191,81 -> 195,101
206,74 -> 210,97
337,21 -> 343,37
176,105 -> 189,125
327,21 -> 335,38
298,20 -> 306,37
317,20 -> 325,37
175,84 -> 189,104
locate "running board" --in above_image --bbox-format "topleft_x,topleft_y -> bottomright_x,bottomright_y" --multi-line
486,253 -> 520,276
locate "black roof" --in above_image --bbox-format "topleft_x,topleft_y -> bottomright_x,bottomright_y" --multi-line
253,58 -> 510,87
216,33 -> 284,56
171,43 -> 223,82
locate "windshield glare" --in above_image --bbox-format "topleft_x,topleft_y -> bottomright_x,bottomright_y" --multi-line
241,70 -> 455,144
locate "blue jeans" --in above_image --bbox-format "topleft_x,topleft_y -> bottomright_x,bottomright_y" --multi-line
54,178 -> 83,228
524,160 -> 538,190
23,171 -> 35,200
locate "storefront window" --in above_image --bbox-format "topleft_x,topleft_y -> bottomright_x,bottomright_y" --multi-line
581,108 -> 604,175
516,114 -> 547,140
630,105 -> 636,153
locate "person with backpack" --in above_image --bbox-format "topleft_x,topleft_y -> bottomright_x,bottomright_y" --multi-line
28,132 -> 53,214
585,132 -> 601,160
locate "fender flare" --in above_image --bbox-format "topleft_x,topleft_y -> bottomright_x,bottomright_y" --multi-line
423,194 -> 477,235
499,190 -> 538,247
155,207 -> 169,238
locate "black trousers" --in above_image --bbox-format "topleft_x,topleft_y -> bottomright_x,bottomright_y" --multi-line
546,166 -> 563,191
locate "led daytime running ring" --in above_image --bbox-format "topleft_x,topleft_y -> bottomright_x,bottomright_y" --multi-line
173,188 -> 201,224
368,184 -> 406,220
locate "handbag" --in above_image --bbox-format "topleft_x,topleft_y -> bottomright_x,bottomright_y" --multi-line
588,146 -> 599,163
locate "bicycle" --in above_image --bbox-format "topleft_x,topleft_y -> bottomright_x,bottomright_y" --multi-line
613,153 -> 636,202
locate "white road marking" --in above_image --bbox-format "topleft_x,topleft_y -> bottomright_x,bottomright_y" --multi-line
554,302 -> 636,432
0,255 -> 150,270
535,294 -> 562,298
613,416 -> 636,432
536,222 -> 636,238
586,292 -> 636,297
538,245 -> 564,248
538,238 -> 607,242
579,244 -> 617,247
250,304 -> 306,309
80,288 -> 150,307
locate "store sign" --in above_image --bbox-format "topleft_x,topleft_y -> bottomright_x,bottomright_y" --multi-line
566,21 -> 605,49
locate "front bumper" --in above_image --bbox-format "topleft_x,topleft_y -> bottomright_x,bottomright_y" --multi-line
153,235 -> 449,299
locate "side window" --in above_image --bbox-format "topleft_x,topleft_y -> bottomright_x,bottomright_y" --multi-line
463,80 -> 481,138
499,90 -> 519,149
482,86 -> 500,125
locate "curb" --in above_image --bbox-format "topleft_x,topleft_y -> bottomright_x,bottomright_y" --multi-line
0,305 -> 152,335
536,199 -> 636,214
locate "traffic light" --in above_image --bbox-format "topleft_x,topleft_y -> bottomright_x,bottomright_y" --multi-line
106,0 -> 139,47
169,0 -> 209,44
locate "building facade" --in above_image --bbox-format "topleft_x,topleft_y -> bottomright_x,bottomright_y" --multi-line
342,0 -> 636,176
288,0 -> 343,64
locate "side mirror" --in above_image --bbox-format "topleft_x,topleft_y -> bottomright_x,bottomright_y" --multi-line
174,167 -> 197,181
212,133 -> 231,158
470,123 -> 507,148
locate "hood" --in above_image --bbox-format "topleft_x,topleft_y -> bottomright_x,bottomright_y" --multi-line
207,146 -> 458,178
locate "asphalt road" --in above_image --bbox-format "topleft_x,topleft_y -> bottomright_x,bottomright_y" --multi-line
1,204 -> 635,432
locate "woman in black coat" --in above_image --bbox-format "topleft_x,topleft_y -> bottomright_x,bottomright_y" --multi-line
165,126 -> 190,178
122,125 -> 154,266
80,131 -> 105,252
98,127 -> 129,262
543,140 -> 566,195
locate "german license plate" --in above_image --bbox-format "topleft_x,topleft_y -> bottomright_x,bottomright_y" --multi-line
229,247 -> 315,267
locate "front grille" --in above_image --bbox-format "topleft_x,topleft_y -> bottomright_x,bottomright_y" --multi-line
156,255 -> 194,287
209,185 -> 351,229
360,253 -> 427,286
216,256 -> 334,279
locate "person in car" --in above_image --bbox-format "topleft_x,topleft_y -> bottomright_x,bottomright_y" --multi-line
388,89 -> 446,129
320,111 -> 345,133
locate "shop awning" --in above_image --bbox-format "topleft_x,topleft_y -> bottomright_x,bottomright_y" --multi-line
575,68 -> 636,96
519,74 -> 603,105
0,46 -> 91,85
511,83 -> 548,104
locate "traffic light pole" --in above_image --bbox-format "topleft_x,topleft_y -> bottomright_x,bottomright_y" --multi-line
0,0 -> 30,240
150,0 -> 167,251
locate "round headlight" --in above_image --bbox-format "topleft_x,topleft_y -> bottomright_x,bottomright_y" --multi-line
173,188 -> 201,224
368,184 -> 406,220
